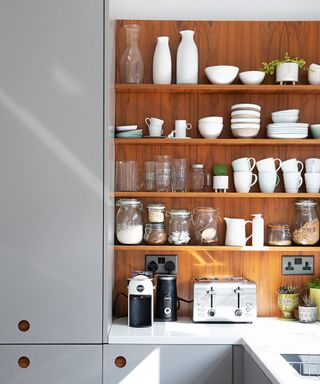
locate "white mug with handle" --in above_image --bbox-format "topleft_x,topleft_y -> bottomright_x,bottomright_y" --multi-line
234,171 -> 258,193
173,120 -> 192,138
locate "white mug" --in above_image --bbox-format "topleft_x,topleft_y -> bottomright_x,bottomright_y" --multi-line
174,120 -> 192,138
283,172 -> 303,193
148,125 -> 163,136
304,173 -> 320,193
258,171 -> 280,193
305,158 -> 320,173
145,117 -> 164,127
256,157 -> 282,172
234,171 -> 258,193
232,157 -> 256,172
281,158 -> 304,173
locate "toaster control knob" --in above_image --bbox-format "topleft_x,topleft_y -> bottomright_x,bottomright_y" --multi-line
207,309 -> 215,317
235,309 -> 243,317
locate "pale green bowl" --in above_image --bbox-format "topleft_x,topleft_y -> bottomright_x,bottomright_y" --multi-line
311,124 -> 320,139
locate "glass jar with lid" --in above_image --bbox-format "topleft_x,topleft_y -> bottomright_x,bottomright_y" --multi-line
190,164 -> 206,192
144,223 -> 167,245
292,199 -> 320,245
116,199 -> 143,245
147,203 -> 166,223
268,224 -> 292,246
192,207 -> 219,245
167,210 -> 191,245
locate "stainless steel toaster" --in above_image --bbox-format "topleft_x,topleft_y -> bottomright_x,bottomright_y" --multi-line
192,277 -> 256,323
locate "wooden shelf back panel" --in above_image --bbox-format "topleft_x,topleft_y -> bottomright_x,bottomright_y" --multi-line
116,21 -> 320,84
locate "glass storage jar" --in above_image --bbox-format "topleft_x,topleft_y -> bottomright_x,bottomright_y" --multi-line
147,203 -> 166,223
192,207 -> 219,245
190,164 -> 205,192
144,223 -> 167,245
268,224 -> 292,246
292,199 -> 320,245
167,210 -> 191,245
116,199 -> 143,245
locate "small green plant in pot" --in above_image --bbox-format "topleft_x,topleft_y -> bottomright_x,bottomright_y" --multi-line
307,278 -> 320,320
261,53 -> 307,85
278,285 -> 299,319
298,294 -> 317,323
212,164 -> 228,193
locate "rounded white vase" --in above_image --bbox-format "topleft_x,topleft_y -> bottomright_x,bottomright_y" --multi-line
153,36 -> 172,84
176,30 -> 198,84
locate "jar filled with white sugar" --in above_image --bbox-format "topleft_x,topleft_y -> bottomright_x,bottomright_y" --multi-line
116,199 -> 143,245
147,203 -> 166,223
167,209 -> 191,245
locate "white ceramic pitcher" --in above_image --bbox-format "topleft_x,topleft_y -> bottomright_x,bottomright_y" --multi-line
224,217 -> 252,246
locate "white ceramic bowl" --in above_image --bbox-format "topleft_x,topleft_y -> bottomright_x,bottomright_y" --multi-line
205,65 -> 239,85
198,116 -> 223,124
231,103 -> 261,111
231,126 -> 260,138
198,123 -> 223,138
231,123 -> 260,129
310,124 -> 320,139
272,109 -> 299,115
231,118 -> 260,124
231,110 -> 260,118
239,71 -> 265,85
271,114 -> 299,123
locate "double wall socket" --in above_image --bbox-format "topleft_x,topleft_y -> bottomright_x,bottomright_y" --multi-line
282,255 -> 314,275
145,255 -> 178,274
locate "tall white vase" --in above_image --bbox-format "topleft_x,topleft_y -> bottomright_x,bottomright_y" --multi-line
176,30 -> 198,84
153,36 -> 172,84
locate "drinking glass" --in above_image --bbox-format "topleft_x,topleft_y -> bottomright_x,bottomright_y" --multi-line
172,158 -> 188,192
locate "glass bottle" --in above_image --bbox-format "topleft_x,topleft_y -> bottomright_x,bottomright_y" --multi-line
190,164 -> 205,192
120,24 -> 144,84
292,199 -> 320,245
116,199 -> 143,245
192,207 -> 219,245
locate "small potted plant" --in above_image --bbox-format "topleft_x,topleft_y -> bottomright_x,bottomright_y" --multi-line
278,285 -> 299,319
307,278 -> 320,320
298,294 -> 318,323
213,164 -> 228,193
261,53 -> 306,85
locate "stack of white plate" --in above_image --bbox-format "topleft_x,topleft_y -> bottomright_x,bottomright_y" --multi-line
230,103 -> 261,138
115,125 -> 143,138
267,123 -> 309,139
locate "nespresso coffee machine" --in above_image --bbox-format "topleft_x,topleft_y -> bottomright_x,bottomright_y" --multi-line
128,275 -> 154,327
155,274 -> 178,321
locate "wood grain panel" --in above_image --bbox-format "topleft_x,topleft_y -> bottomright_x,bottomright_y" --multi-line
114,20 -> 320,319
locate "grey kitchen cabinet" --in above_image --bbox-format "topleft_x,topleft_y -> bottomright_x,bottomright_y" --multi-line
0,0 -> 104,343
104,344 -> 232,384
243,349 -> 273,384
0,345 -> 102,384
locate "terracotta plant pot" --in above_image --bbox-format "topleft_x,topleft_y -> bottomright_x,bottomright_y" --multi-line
278,293 -> 299,319
309,288 -> 320,320
298,305 -> 318,323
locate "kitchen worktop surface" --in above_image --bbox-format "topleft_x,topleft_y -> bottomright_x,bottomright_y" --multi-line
109,317 -> 320,384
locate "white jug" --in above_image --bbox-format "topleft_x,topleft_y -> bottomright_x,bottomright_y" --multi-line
224,217 -> 252,246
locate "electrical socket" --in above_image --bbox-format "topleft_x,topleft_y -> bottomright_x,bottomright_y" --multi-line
282,255 -> 314,275
145,254 -> 178,274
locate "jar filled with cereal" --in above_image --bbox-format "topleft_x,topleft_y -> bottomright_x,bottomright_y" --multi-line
292,200 -> 320,245
147,203 -> 166,223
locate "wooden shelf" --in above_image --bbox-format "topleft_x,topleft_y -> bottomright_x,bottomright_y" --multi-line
114,245 -> 320,252
114,138 -> 318,145
114,192 -> 320,198
115,84 -> 320,94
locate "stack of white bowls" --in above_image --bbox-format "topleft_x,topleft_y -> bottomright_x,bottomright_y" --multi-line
267,109 -> 308,139
198,116 -> 223,138
230,103 -> 261,138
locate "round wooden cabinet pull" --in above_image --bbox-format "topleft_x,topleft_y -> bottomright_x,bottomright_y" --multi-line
114,356 -> 127,368
18,320 -> 30,332
18,356 -> 30,368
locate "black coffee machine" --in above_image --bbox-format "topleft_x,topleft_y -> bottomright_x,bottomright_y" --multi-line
155,275 -> 179,321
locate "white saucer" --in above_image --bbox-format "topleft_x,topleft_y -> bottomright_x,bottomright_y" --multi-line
116,125 -> 138,132
144,136 -> 166,138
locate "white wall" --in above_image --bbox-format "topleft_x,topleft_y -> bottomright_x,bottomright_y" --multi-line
111,0 -> 320,20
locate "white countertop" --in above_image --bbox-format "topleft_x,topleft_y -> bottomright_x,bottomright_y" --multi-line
109,317 -> 320,384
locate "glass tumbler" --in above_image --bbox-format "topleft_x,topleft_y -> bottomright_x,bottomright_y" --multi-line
172,158 -> 188,192
154,155 -> 172,192
115,160 -> 140,191
144,161 -> 155,192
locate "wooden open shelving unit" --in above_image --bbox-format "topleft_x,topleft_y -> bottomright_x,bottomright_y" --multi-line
114,20 -> 320,317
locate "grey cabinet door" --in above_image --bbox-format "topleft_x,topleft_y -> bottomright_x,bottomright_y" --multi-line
104,344 -> 232,384
0,345 -> 102,384
244,349 -> 273,384
0,0 -> 103,343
